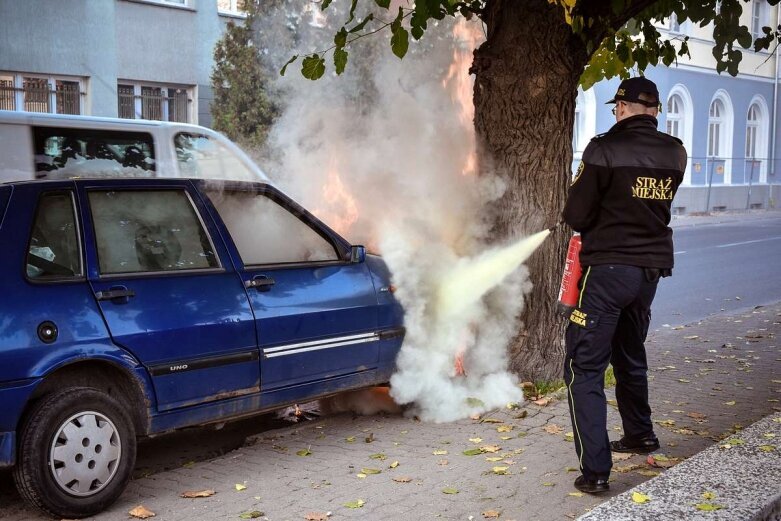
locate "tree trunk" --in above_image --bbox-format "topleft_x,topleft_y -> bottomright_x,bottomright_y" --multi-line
472,0 -> 589,381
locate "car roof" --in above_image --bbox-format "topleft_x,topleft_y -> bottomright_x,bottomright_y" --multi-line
0,177 -> 270,190
0,110 -> 203,131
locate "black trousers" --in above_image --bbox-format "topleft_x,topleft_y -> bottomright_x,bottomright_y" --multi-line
564,264 -> 659,480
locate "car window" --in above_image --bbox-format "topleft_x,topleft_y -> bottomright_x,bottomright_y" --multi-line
88,190 -> 219,275
33,126 -> 155,179
26,191 -> 82,280
207,190 -> 339,265
174,133 -> 256,181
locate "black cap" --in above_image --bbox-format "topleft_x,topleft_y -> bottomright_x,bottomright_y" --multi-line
606,77 -> 659,107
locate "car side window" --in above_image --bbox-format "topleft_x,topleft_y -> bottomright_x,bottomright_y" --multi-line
88,190 -> 220,275
207,190 -> 340,266
174,133 -> 255,181
33,126 -> 155,179
26,191 -> 82,280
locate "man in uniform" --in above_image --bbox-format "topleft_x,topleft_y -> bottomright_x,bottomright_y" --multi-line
561,76 -> 687,494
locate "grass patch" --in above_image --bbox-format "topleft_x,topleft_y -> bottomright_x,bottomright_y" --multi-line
523,380 -> 566,400
604,365 -> 616,388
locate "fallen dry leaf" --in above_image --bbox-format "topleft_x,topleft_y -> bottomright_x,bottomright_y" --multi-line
568,492 -> 585,497
343,499 -> 365,509
304,513 -> 329,521
181,489 -> 215,498
235,483 -> 247,491
442,487 -> 459,494
483,510 -> 501,518
389,461 -> 399,468
469,437 -> 483,443
612,452 -> 633,462
687,412 -> 707,420
636,469 -> 660,477
632,491 -> 651,504
533,397 -> 551,406
239,511 -> 264,519
481,445 -> 502,453
393,476 -> 412,483
433,449 -> 448,455
544,424 -> 564,434
613,464 -> 644,473
129,505 -> 156,519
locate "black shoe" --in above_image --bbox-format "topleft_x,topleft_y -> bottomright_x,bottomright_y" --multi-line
610,436 -> 660,454
574,475 -> 610,494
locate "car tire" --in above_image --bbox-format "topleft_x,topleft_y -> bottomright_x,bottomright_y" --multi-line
13,387 -> 136,519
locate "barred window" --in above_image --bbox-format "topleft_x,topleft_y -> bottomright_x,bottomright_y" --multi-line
0,73 -> 83,115
116,82 -> 192,123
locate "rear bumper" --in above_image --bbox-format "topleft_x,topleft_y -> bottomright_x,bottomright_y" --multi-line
0,377 -> 42,468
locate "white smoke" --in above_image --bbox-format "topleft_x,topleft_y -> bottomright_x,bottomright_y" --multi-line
256,5 -> 538,421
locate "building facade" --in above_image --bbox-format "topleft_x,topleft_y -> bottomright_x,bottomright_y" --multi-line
0,0 -> 247,127
575,1 -> 781,213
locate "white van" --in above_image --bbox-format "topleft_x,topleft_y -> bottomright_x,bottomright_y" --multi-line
0,110 -> 269,182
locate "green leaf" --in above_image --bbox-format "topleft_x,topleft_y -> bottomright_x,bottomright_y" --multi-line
334,48 -> 348,75
239,512 -> 264,519
296,448 -> 312,456
349,14 -> 374,33
301,55 -> 326,80
369,453 -> 387,460
466,397 -> 485,408
361,467 -> 381,474
391,26 -> 409,59
462,448 -> 483,456
321,0 -> 332,10
334,27 -> 348,47
279,55 -> 298,76
737,29 -> 752,49
374,0 -> 390,8
344,499 -> 365,509
346,0 -> 358,23
442,487 -> 459,494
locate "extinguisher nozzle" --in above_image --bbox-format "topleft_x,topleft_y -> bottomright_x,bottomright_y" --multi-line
548,220 -> 564,233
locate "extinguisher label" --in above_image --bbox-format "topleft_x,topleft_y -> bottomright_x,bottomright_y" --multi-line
569,309 -> 588,327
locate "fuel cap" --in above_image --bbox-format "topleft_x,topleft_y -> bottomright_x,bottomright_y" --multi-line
37,321 -> 58,344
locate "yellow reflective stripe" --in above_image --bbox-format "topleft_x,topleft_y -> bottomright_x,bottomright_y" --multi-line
578,266 -> 591,309
568,358 -> 585,470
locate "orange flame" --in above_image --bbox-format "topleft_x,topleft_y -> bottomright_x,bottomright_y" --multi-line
316,158 -> 359,238
442,19 -> 484,177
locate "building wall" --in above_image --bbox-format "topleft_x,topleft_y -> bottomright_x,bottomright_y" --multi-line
575,3 -> 781,213
0,0 -> 235,125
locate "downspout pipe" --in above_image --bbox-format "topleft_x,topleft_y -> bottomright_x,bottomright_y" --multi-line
771,5 -> 780,207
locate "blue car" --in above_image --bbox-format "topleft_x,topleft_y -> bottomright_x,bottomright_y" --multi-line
0,177 -> 404,518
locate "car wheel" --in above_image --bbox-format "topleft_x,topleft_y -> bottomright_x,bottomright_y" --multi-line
13,387 -> 136,519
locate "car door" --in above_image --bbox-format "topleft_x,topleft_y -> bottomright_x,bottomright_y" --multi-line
77,179 -> 259,412
200,183 -> 380,394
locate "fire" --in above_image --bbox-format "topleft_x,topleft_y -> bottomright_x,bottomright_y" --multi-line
442,19 -> 484,177
316,158 -> 359,238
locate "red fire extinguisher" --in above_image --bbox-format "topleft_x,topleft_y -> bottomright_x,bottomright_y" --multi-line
557,234 -> 582,314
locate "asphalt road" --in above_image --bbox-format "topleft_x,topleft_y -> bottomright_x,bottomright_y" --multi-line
651,213 -> 781,330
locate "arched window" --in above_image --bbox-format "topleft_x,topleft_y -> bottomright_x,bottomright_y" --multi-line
666,85 -> 694,184
572,87 -> 596,174
708,99 -> 724,157
745,96 -> 770,183
666,94 -> 683,139
707,90 -> 734,183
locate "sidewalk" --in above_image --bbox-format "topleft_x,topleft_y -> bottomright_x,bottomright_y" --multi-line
1,303 -> 779,521
669,207 -> 781,228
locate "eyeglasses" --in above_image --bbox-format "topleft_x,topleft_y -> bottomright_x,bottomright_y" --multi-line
611,102 -> 663,115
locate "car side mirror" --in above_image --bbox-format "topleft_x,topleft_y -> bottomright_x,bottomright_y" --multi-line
350,245 -> 366,263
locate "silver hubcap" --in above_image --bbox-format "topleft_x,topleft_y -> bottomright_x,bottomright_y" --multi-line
49,411 -> 122,497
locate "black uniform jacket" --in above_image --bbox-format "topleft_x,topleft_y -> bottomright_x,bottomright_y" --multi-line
562,114 -> 687,270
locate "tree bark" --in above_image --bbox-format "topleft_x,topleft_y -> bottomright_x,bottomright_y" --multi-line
472,0 -> 590,381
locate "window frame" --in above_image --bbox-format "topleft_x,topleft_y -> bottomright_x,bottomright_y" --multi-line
87,187 -> 225,279
0,71 -> 85,115
24,190 -> 85,284
203,185 -> 352,271
217,0 -> 248,16
706,90 -> 735,184
116,81 -> 193,123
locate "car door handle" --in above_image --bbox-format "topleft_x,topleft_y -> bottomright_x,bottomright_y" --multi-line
95,288 -> 136,301
245,277 -> 275,290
